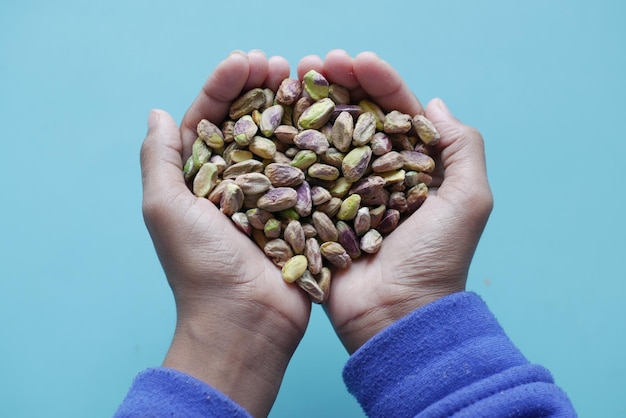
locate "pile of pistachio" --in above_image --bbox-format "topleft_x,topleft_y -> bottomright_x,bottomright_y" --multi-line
184,70 -> 439,304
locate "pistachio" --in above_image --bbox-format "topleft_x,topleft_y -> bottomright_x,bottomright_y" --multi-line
281,255 -> 308,283
304,237 -> 322,275
370,132 -> 392,156
192,162 -> 218,197
233,115 -> 258,146
264,162 -> 305,187
320,242 -> 351,269
298,98 -> 335,130
264,218 -> 282,239
293,97 -> 314,127
264,239 -> 294,267
234,172 -> 272,195
208,179 -> 236,205
329,177 -> 352,198
352,112 -> 377,146
222,120 -> 235,143
330,104 -> 362,123
220,182 -> 244,216
278,207 -> 300,222
257,187 -> 298,212
209,154 -> 227,175
341,146 -> 372,182
330,111 -> 354,152
337,194 -> 361,221
360,229 -> 382,254
302,223 -> 318,239
303,69 -> 330,100
294,181 -> 312,217
293,129 -> 330,155
358,99 -> 385,130
328,84 -> 351,105
320,147 -> 345,168
276,78 -> 303,106
246,207 -> 273,230
229,88 -> 266,119
290,149 -> 318,170
312,211 -> 338,242
413,114 -> 440,145
249,136 -> 277,160
379,169 -> 406,185
284,220 -> 305,254
274,125 -> 299,144
317,197 -> 342,218
371,151 -> 405,173
360,187 -> 389,206
336,221 -> 361,259
308,163 -> 340,181
183,155 -> 199,181
388,191 -> 408,213
231,212 -> 251,236
316,267 -> 331,303
197,119 -> 225,149
310,185 -> 332,206
353,206 -> 371,236
252,228 -> 270,250
406,183 -> 428,214
260,104 -> 284,137
389,134 -> 414,151
369,205 -> 386,229
349,175 -> 385,198
383,110 -> 412,134
401,150 -> 436,173
192,137 -> 212,169
222,159 -> 264,179
296,270 -> 325,304
229,150 -> 254,164
377,209 -> 401,234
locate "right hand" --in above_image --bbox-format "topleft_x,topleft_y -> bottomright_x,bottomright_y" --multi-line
297,50 -> 494,354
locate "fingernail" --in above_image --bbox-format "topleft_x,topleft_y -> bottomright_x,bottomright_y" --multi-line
248,49 -> 266,56
229,49 -> 246,56
148,109 -> 160,131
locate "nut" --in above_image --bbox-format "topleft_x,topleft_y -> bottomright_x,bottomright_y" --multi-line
257,187 -> 298,212
303,69 -> 330,100
330,111 -> 354,152
320,242 -> 351,269
284,220 -> 305,254
312,211 -> 338,243
341,146 -> 372,182
298,98 -> 335,130
192,162 -> 218,197
260,104 -> 284,137
281,255 -> 308,283
296,270 -> 325,304
413,114 -> 440,145
383,110 -> 412,134
264,239 -> 294,267
337,194 -> 361,221
276,78 -> 302,106
234,172 -> 272,195
264,163 -> 305,187
308,163 -> 340,181
304,237 -> 322,275
229,88 -> 266,119
360,229 -> 382,254
336,221 -> 361,259
293,129 -> 330,155
197,119 -> 225,149
233,115 -> 258,146
220,182 -> 244,216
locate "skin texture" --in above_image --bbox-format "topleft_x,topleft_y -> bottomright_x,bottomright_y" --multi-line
140,49 -> 493,416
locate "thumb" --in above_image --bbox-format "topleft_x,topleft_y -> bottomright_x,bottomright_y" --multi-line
141,109 -> 189,203
425,98 -> 493,215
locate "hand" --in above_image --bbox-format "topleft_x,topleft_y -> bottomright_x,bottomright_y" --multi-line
141,51 -> 310,418
297,50 -> 494,354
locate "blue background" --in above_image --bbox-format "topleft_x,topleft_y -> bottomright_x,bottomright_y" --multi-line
1,1 -> 624,416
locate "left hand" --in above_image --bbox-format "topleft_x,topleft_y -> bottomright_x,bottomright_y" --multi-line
141,50 -> 311,418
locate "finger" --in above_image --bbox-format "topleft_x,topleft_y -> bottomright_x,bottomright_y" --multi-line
425,98 -> 493,213
296,54 -> 324,80
352,51 -> 423,116
242,49 -> 269,91
322,49 -> 359,89
141,109 -> 189,203
265,55 -> 291,91
180,51 -> 252,149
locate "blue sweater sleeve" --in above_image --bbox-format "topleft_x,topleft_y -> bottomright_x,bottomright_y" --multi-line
342,291 -> 577,417
114,367 -> 251,418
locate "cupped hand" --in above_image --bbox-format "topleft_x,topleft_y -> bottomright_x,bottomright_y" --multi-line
297,50 -> 494,354
141,51 -> 310,417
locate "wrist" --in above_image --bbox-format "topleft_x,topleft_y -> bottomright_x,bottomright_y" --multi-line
336,287 -> 463,354
163,298 -> 304,417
